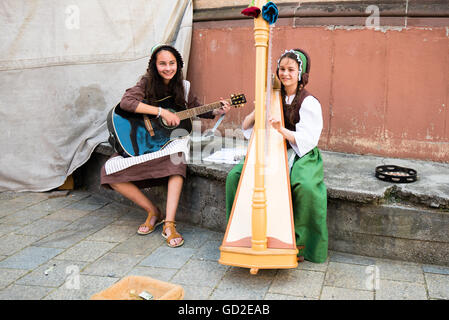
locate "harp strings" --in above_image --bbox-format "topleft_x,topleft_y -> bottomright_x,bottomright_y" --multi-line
264,24 -> 274,160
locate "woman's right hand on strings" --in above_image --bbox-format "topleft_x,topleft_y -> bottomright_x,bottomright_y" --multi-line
161,109 -> 180,126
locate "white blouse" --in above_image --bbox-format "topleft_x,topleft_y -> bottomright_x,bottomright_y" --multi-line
242,94 -> 323,158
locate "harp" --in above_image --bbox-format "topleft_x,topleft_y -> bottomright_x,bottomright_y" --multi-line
219,0 -> 298,275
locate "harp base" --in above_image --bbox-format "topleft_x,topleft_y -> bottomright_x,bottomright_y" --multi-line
219,245 -> 298,275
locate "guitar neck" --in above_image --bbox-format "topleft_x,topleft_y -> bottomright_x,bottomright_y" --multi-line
176,100 -> 228,120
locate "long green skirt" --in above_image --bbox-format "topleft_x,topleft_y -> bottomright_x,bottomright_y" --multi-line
225,147 -> 328,263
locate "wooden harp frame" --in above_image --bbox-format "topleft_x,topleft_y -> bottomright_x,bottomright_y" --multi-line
219,0 -> 298,275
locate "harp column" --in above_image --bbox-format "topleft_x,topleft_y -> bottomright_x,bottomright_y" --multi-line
251,0 -> 269,251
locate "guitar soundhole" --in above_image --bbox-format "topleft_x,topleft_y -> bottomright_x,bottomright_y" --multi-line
160,118 -> 178,129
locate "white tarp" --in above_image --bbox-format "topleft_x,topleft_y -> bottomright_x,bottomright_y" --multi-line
0,0 -> 193,191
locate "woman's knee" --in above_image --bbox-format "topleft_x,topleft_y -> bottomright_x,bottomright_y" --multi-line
291,181 -> 315,197
109,182 -> 120,190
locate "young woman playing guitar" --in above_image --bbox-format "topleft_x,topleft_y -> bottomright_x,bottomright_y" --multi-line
101,44 -> 231,247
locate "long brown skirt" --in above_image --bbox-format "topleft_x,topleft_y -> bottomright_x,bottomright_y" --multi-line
100,152 -> 187,189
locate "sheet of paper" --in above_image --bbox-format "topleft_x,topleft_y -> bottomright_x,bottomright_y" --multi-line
203,148 -> 246,164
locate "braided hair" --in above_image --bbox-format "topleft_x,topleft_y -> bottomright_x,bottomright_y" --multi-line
276,48 -> 311,127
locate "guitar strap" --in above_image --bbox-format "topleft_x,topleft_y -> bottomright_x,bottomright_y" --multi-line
143,115 -> 155,136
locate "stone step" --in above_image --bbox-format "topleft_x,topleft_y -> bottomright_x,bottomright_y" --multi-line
80,139 -> 449,266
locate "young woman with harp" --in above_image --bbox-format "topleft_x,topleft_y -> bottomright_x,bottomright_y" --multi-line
225,48 -> 328,263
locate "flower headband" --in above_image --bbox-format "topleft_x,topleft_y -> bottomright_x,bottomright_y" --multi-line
277,49 -> 308,81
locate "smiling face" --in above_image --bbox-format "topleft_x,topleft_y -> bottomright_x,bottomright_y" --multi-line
278,57 -> 300,90
156,50 -> 178,84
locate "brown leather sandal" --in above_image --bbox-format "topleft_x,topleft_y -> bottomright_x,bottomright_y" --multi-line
161,221 -> 184,248
137,208 -> 164,235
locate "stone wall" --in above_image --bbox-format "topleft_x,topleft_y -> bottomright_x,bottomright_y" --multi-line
187,1 -> 449,162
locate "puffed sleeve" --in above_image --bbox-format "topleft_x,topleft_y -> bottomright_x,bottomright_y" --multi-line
119,77 -> 147,113
289,96 -> 323,157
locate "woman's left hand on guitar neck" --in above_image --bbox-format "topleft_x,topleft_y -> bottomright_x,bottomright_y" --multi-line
212,98 -> 231,116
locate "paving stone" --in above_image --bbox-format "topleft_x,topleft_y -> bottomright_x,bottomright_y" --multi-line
56,240 -> 117,262
0,200 -> 32,218
0,224 -> 17,237
110,217 -> 142,227
11,192 -> 51,205
193,240 -> 221,261
171,259 -> 229,287
88,202 -> 131,218
176,223 -> 214,249
139,246 -> 196,269
66,195 -> 110,212
201,230 -> 225,241
210,287 -> 266,300
43,207 -> 92,222
0,284 -> 53,300
269,269 -> 325,299
324,262 -> 374,291
86,224 -> 136,243
0,206 -> 53,225
15,259 -> 88,288
0,268 -> 29,289
0,193 -> 49,216
81,252 -> 143,277
87,209 -> 125,221
65,215 -> 116,233
0,234 -> 40,256
34,229 -> 93,249
43,274 -> 119,300
376,279 -> 428,300
376,259 -> 424,283
0,191 -> 21,201
182,285 -> 215,300
320,286 -> 374,300
264,293 -> 314,300
423,264 -> 449,275
0,246 -> 63,270
63,191 -> 92,202
113,209 -> 146,224
1,190 -> 449,301
126,266 -> 178,282
425,273 -> 449,300
217,267 -> 277,292
297,258 -> 329,273
111,232 -> 165,255
27,197 -> 74,213
15,219 -> 70,237
330,251 -> 376,266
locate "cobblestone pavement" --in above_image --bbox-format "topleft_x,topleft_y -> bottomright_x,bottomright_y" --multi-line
0,190 -> 448,300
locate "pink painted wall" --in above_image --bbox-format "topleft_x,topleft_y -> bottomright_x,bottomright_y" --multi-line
187,20 -> 449,163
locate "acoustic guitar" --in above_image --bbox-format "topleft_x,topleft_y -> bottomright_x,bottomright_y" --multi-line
107,94 -> 246,157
